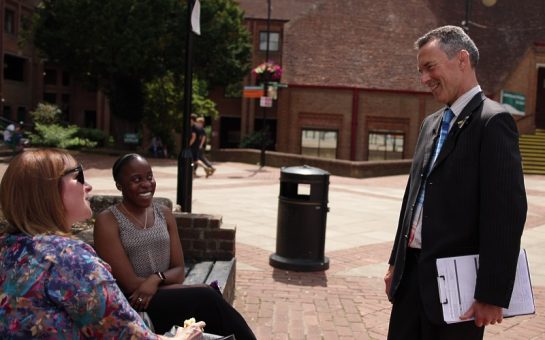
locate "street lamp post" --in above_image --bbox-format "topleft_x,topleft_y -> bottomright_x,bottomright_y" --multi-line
259,0 -> 272,168
177,0 -> 196,212
462,0 -> 497,31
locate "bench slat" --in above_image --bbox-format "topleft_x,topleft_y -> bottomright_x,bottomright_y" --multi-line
205,259 -> 235,287
183,261 -> 214,285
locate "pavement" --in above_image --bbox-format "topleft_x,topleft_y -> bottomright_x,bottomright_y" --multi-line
2,151 -> 545,339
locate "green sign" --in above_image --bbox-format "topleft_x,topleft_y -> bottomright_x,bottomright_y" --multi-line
501,90 -> 525,115
123,133 -> 139,144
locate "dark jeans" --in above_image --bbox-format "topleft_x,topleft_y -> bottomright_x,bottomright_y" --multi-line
146,285 -> 256,340
198,149 -> 214,168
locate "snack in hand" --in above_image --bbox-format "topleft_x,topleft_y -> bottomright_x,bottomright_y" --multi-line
183,317 -> 196,328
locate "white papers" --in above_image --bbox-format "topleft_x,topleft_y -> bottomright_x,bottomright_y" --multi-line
436,249 -> 535,324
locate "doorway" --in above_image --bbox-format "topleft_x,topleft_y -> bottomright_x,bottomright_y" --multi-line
535,67 -> 545,129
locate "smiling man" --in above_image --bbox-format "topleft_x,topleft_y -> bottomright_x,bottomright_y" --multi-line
384,26 -> 527,339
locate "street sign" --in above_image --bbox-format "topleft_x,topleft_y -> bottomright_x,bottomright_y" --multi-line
501,90 -> 525,115
260,96 -> 273,108
243,85 -> 264,98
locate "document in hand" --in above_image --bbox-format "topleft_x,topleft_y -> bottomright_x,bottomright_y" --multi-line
436,249 -> 535,324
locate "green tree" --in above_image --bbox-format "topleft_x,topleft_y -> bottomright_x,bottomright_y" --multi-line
26,0 -> 251,121
143,72 -> 218,154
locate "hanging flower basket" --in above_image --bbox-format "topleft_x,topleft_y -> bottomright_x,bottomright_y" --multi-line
252,61 -> 282,83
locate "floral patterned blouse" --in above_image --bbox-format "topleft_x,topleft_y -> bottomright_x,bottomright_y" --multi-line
0,233 -> 159,339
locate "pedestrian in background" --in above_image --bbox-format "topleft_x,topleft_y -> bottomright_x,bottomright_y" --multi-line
196,117 -> 216,178
190,114 -> 214,178
385,25 -> 527,339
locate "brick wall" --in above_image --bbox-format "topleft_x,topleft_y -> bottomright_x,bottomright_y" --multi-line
75,196 -> 237,262
174,212 -> 236,261
210,148 -> 412,178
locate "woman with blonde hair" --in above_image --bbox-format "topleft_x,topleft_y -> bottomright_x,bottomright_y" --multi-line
0,149 -> 204,339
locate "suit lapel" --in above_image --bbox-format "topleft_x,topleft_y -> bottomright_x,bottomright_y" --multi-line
430,92 -> 485,172
421,113 -> 443,174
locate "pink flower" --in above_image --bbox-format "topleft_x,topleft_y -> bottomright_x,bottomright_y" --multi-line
252,61 -> 282,82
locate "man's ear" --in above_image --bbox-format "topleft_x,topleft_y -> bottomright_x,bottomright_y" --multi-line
459,50 -> 471,69
116,182 -> 122,191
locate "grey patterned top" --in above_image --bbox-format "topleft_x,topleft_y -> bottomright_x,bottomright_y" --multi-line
110,202 -> 170,277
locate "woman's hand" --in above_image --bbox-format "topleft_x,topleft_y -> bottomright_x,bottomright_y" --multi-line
176,321 -> 206,340
129,274 -> 161,310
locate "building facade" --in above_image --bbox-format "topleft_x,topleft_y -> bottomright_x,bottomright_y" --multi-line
208,0 -> 545,161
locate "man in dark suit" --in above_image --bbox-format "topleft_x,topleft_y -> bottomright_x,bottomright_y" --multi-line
385,25 -> 527,339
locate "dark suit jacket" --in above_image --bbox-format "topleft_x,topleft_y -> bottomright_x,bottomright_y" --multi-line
388,92 -> 527,324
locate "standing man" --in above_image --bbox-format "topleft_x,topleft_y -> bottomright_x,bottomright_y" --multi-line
196,116 -> 216,177
385,26 -> 527,339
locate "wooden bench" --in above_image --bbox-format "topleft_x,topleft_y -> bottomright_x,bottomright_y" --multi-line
183,259 -> 236,304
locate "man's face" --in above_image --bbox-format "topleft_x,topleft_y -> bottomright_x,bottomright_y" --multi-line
417,39 -> 464,106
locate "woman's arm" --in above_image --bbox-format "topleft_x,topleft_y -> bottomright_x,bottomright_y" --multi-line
93,210 -> 146,293
161,205 -> 186,285
46,240 -> 159,339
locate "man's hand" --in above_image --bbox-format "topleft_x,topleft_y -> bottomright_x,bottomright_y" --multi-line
384,265 -> 395,301
460,300 -> 503,327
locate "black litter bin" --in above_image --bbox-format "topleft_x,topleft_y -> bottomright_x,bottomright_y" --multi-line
269,165 -> 330,271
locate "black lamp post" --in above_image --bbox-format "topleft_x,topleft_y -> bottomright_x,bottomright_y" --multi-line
259,0 -> 272,168
177,0 -> 197,212
462,0 -> 497,31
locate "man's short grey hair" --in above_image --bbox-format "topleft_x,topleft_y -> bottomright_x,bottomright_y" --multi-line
415,25 -> 479,68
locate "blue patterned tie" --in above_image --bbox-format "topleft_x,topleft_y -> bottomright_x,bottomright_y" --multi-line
415,108 -> 455,207
430,108 -> 454,167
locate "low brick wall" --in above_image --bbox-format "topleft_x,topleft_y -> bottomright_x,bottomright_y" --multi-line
210,149 -> 412,178
74,196 -> 236,261
174,213 -> 236,261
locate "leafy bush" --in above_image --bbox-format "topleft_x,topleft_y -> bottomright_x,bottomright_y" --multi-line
28,102 -> 103,149
239,129 -> 273,149
75,127 -> 110,147
30,103 -> 62,125
30,123 -> 97,149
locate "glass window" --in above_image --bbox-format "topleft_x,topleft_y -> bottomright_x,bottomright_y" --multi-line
368,131 -> 404,160
17,107 -> 26,122
3,106 -> 12,119
43,92 -> 57,104
301,129 -> 338,159
62,71 -> 71,86
84,110 -> 96,128
4,9 -> 15,34
259,32 -> 280,52
4,55 -> 25,81
44,69 -> 57,85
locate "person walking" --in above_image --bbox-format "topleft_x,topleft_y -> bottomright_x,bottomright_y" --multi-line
196,117 -> 216,178
384,25 -> 527,340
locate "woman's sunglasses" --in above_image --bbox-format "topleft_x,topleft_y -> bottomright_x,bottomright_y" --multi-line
63,164 -> 85,184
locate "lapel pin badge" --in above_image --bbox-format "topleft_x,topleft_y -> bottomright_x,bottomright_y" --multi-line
457,117 -> 469,129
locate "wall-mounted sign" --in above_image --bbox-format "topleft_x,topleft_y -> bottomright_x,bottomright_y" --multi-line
243,85 -> 264,98
501,90 -> 525,115
260,96 -> 273,108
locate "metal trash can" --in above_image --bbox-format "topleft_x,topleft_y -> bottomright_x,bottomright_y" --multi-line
269,165 -> 330,271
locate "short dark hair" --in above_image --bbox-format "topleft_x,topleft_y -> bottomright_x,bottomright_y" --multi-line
112,153 -> 143,182
415,25 -> 479,68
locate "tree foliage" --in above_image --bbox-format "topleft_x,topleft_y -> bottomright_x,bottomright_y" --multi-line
27,0 -> 251,121
143,72 -> 217,154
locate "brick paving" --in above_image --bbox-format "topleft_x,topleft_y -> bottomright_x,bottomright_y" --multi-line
1,151 -> 544,339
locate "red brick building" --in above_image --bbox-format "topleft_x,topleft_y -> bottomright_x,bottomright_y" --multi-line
0,0 -> 104,130
209,0 -> 545,161
3,0 -> 545,161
